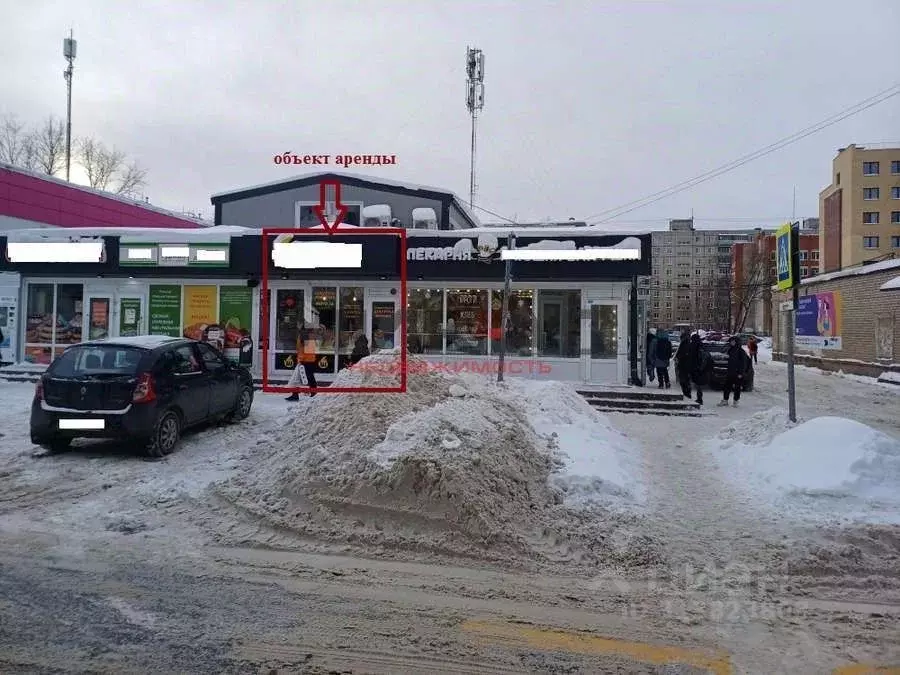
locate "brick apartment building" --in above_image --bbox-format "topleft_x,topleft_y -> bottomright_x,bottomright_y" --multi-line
818,144 -> 900,272
732,223 -> 820,334
771,258 -> 900,377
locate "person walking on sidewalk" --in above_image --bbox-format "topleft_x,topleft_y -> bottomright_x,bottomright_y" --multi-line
653,329 -> 673,388
286,319 -> 319,401
682,332 -> 712,406
747,335 -> 759,365
646,330 -> 657,384
718,336 -> 751,407
674,330 -> 693,399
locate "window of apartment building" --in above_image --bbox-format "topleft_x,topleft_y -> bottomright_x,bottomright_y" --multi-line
892,161 -> 900,175
811,250 -> 819,260
863,212 -> 880,224
893,187 -> 900,199
863,236 -> 880,249
811,267 -> 819,275
799,250 -> 808,261
836,172 -> 841,185
863,187 -> 880,200
892,236 -> 900,249
863,161 -> 880,176
892,211 -> 900,224
800,266 -> 809,277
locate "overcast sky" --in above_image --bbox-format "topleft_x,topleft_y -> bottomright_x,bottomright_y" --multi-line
2,0 -> 899,229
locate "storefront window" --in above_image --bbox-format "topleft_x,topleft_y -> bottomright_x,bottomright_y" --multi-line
274,289 -> 303,369
446,289 -> 488,355
537,290 -> 581,358
338,287 -> 364,357
88,297 -> 111,340
25,283 -> 55,347
407,289 -> 443,354
371,302 -> 396,350
312,287 -> 337,373
24,283 -> 85,364
491,289 -> 534,356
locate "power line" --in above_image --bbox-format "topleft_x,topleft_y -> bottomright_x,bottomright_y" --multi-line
583,82 -> 900,225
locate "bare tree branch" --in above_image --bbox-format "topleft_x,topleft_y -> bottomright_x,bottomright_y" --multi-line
77,137 -> 125,189
733,244 -> 770,333
114,160 -> 147,197
0,115 -> 27,165
32,116 -> 66,175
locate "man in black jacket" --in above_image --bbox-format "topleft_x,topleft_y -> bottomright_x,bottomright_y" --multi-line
718,336 -> 750,407
653,330 -> 673,388
674,330 -> 693,399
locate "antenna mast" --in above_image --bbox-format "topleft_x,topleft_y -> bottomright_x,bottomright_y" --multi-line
465,47 -> 485,210
63,29 -> 77,181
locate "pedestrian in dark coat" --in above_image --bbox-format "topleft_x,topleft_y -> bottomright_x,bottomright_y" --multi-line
718,336 -> 750,407
674,330 -> 692,398
687,333 -> 713,405
349,333 -> 370,366
646,331 -> 657,383
653,331 -> 673,389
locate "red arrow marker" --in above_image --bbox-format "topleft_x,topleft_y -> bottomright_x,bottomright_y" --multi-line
313,180 -> 348,234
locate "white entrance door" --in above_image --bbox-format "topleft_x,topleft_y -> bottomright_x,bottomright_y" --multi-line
585,299 -> 624,383
116,295 -> 145,337
84,294 -> 114,341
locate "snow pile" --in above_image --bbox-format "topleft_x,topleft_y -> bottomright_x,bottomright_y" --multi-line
710,411 -> 900,524
212,352 -> 657,569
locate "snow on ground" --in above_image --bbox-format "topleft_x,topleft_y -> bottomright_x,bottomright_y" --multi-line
709,410 -> 900,525
208,352 -> 658,570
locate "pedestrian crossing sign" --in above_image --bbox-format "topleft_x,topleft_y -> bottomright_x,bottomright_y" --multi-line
775,223 -> 795,291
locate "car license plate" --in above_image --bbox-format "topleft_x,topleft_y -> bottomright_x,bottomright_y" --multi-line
59,418 -> 105,430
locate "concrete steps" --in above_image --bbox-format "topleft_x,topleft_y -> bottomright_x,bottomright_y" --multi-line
576,387 -> 702,417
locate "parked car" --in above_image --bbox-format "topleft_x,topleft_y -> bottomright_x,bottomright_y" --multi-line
704,340 -> 754,391
30,336 -> 255,457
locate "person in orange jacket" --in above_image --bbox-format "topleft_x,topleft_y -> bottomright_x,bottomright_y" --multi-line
286,319 -> 319,400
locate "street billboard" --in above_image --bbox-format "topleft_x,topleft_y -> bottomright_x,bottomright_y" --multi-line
795,291 -> 842,350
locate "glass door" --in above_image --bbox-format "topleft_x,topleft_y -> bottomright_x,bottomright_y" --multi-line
368,298 -> 397,351
116,295 -> 145,337
85,295 -> 113,341
586,300 -> 621,383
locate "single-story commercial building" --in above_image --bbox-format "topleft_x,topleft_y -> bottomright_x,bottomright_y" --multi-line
771,257 -> 900,377
0,173 -> 653,385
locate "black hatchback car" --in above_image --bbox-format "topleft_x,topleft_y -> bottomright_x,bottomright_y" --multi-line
30,336 -> 254,457
705,340 -> 754,392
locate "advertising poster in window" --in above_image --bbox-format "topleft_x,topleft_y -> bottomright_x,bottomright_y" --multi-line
148,285 -> 182,338
182,285 -> 224,350
119,298 -> 142,337
312,287 -> 336,373
795,291 -> 842,349
218,286 -> 253,364
89,298 -> 110,340
274,289 -> 303,370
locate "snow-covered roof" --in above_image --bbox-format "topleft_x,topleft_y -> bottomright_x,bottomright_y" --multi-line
880,275 -> 900,291
4,225 -> 253,244
404,225 -> 646,238
1,162 -> 213,227
801,258 -> 900,285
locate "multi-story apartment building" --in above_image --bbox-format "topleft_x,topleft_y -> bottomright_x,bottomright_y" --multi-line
819,144 -> 900,272
645,219 -> 759,331
731,227 -> 820,334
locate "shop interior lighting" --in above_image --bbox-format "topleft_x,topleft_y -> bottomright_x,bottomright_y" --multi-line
7,241 -> 104,263
194,248 -> 227,262
125,247 -> 153,260
500,248 -> 641,261
160,246 -> 190,258
273,241 -> 363,269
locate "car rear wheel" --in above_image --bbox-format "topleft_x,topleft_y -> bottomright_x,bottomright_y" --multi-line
227,386 -> 253,422
145,410 -> 180,458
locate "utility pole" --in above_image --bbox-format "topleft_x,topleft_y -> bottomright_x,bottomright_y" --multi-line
777,221 -> 801,423
497,232 -> 515,383
63,30 -> 77,182
465,47 -> 485,210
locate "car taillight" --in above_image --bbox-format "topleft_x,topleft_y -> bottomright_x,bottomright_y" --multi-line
132,373 -> 156,403
35,380 -> 44,401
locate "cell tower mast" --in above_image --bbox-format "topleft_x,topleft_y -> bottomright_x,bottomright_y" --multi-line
465,47 -> 485,210
63,30 -> 77,182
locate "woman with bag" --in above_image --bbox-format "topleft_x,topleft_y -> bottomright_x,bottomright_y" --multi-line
286,319 -> 319,400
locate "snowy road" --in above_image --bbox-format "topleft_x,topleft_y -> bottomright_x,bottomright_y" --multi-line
0,360 -> 898,673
